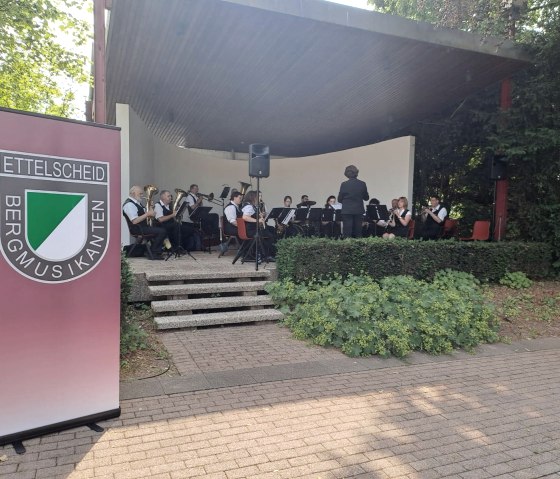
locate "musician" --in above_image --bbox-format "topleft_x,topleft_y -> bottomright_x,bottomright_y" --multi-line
154,190 -> 195,250
223,191 -> 243,236
123,185 -> 166,259
383,196 -> 412,239
185,184 -> 203,216
321,196 -> 341,238
298,195 -> 309,207
242,190 -> 276,261
283,196 -> 292,208
337,165 -> 369,238
422,195 -> 448,240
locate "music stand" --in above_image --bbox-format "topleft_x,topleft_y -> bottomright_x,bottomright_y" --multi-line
367,204 -> 389,221
190,206 -> 212,223
266,207 -> 283,222
165,201 -> 197,261
219,186 -> 230,199
307,208 -> 322,222
294,208 -> 309,222
278,208 -> 295,224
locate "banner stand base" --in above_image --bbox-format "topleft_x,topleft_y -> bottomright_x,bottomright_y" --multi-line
1,408 -> 121,451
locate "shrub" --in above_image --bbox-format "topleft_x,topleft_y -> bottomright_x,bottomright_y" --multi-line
120,253 -> 148,357
499,271 -> 533,289
276,237 -> 552,283
266,270 -> 499,358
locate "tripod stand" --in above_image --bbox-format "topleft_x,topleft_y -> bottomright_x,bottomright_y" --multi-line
165,207 -> 197,261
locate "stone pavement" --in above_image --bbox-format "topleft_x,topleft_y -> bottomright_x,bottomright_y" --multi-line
2,323 -> 560,479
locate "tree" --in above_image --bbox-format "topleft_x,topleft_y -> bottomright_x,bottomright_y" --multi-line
0,0 -> 90,117
370,0 -> 560,264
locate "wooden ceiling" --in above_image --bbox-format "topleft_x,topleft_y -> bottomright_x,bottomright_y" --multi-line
106,0 -> 530,157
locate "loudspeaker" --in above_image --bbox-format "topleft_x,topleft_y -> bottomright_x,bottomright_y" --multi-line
490,155 -> 508,180
249,144 -> 270,178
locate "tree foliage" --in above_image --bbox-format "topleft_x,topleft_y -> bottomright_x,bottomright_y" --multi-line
0,0 -> 90,116
370,0 -> 560,263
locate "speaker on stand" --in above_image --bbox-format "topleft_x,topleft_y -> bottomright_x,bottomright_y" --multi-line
248,144 -> 270,271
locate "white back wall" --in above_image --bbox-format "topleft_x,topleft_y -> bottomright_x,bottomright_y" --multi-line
154,136 -> 415,210
118,103 -> 415,244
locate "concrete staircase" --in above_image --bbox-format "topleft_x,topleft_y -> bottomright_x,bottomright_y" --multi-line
146,269 -> 283,329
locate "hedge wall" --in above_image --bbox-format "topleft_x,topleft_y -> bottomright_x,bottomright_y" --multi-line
276,237 -> 553,283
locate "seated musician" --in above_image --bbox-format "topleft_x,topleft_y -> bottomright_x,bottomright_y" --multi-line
283,196 -> 292,208
123,185 -> 166,260
365,198 -> 385,237
242,190 -> 276,261
421,195 -> 448,240
383,196 -> 412,239
223,191 -> 243,236
298,195 -> 309,207
321,195 -> 341,237
183,183 -> 203,250
154,190 -> 195,251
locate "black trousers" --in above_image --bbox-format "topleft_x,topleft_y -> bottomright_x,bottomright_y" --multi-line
342,214 -> 364,238
132,224 -> 166,253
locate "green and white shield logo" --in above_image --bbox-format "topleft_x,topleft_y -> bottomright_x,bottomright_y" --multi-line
27,191 -> 88,261
0,150 -> 109,283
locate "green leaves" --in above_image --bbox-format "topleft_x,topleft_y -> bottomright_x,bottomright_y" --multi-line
0,0 -> 90,115
268,271 -> 499,358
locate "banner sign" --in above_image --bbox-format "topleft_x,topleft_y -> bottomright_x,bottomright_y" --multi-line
0,108 -> 121,445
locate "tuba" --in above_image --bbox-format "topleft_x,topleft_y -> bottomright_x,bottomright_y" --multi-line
143,184 -> 158,226
238,181 -> 251,197
172,188 -> 187,220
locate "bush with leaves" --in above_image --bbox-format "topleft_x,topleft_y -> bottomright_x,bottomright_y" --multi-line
266,270 -> 498,358
120,253 -> 148,357
499,271 -> 533,289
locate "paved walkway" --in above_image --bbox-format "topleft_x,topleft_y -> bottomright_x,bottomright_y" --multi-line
2,323 -> 560,479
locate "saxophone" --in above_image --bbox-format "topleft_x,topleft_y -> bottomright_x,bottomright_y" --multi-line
143,184 -> 158,226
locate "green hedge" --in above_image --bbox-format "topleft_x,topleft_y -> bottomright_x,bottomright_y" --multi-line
276,237 -> 553,283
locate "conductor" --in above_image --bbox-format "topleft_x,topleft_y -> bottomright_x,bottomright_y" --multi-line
337,164 -> 369,238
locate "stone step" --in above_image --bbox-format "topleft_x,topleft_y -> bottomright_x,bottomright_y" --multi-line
149,281 -> 271,298
155,309 -> 284,329
152,295 -> 274,313
146,269 -> 271,283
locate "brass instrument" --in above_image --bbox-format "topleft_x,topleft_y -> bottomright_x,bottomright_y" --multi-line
197,192 -> 214,202
143,184 -> 158,226
172,188 -> 187,221
238,181 -> 251,196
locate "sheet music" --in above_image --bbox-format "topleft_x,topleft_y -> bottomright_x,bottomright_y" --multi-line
282,209 -> 296,225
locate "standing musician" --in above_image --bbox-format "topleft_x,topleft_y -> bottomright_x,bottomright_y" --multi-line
223,191 -> 243,236
337,165 -> 369,238
154,190 -> 195,251
123,185 -> 166,260
383,196 -> 412,239
421,195 -> 448,240
242,190 -> 276,261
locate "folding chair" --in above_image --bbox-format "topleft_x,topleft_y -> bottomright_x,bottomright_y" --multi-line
407,219 -> 415,240
123,213 -> 157,259
459,220 -> 490,241
232,218 -> 265,264
218,216 -> 240,258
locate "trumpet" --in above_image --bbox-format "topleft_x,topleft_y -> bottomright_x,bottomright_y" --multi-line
143,184 -> 158,226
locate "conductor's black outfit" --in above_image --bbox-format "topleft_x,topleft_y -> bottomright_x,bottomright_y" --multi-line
338,177 -> 369,238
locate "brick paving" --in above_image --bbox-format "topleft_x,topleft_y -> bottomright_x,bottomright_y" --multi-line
2,330 -> 560,479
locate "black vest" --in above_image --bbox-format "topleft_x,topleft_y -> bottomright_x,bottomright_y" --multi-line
425,205 -> 444,228
123,198 -> 147,227
161,201 -> 172,216
224,202 -> 242,219
394,209 -> 410,233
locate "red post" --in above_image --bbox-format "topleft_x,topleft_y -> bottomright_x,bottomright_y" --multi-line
493,78 -> 511,241
93,0 -> 106,124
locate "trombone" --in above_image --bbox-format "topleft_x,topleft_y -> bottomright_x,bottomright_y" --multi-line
197,192 -> 221,206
